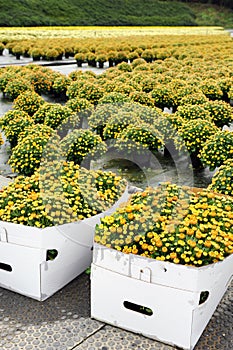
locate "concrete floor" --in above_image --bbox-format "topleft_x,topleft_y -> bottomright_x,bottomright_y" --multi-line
0,271 -> 232,350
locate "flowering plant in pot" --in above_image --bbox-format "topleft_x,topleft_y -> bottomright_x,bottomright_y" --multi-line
178,92 -> 209,106
33,103 -> 77,130
199,130 -> 233,171
102,111 -> 140,141
61,129 -> 107,169
171,84 -> 200,111
141,76 -> 157,93
0,161 -> 127,228
44,48 -> 60,61
29,47 -> 42,61
0,70 -> 18,95
200,79 -> 223,101
27,68 -> 54,95
12,45 -> 24,60
129,91 -> 155,107
95,182 -> 233,266
96,53 -> 107,69
207,159 -> 233,197
74,52 -> 85,67
115,123 -> 164,167
115,123 -> 164,155
8,129 -> 58,176
0,110 -> 34,148
202,100 -> 233,128
175,118 -> 219,168
66,97 -> 94,128
4,78 -> 34,100
141,49 -> 154,63
87,52 -> 97,67
116,62 -> 132,72
113,83 -> 135,96
175,104 -> 212,122
74,81 -> 104,105
52,75 -> 72,99
128,51 -> 139,64
13,91 -> 45,116
150,84 -> 174,110
98,92 -> 130,105
88,104 -> 119,137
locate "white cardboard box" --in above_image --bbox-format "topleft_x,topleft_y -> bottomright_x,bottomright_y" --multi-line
0,188 -> 129,301
91,243 -> 233,350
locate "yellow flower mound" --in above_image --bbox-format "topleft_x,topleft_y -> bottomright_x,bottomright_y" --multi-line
0,161 -> 127,228
200,130 -> 233,171
95,182 -> 233,266
208,158 -> 233,197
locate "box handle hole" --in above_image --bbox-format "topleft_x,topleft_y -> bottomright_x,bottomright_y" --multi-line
46,249 -> 58,261
199,291 -> 209,305
0,262 -> 12,272
123,301 -> 153,316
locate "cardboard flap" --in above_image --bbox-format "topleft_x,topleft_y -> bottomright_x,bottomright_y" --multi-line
0,227 -> 8,242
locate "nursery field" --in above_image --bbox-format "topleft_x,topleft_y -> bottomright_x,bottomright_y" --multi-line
0,30 -> 233,222
0,25 -> 226,41
0,29 -> 232,350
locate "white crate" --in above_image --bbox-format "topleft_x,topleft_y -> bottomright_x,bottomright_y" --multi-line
91,244 -> 233,350
0,187 -> 129,301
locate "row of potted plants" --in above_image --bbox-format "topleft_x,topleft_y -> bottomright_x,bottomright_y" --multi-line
0,33 -> 232,64
0,62 -> 232,174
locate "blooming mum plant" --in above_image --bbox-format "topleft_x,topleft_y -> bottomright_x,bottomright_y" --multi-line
129,90 -> 155,107
175,104 -> 212,122
0,161 -> 127,228
153,112 -> 184,143
207,158 -> 233,196
88,104 -> 119,136
102,111 -> 141,141
4,77 -> 34,100
95,182 -> 233,266
33,102 -> 77,130
65,97 -> 94,128
150,84 -> 174,109
52,74 -> 72,98
202,100 -> 233,128
115,123 -> 164,155
61,129 -> 107,166
98,92 -> 130,105
0,110 -> 34,148
199,130 -> 233,171
178,92 -> 209,106
200,79 -> 223,101
176,118 -> 219,155
67,80 -> 104,105
13,90 -> 45,116
8,130 -> 60,176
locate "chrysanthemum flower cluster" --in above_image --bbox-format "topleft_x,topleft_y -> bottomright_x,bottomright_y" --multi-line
0,161 -> 127,228
95,182 -> 233,266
